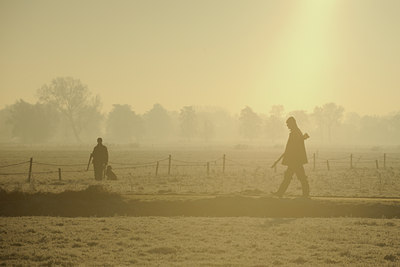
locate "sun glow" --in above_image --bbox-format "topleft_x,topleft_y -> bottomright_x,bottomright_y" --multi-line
259,0 -> 338,112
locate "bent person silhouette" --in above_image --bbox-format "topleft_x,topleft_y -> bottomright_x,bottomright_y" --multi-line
271,117 -> 310,198
91,137 -> 108,181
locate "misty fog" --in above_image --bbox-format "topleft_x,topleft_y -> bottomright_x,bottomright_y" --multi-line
1,77 -> 399,148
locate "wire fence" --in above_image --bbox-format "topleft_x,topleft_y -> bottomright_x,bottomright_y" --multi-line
1,152 -> 400,180
1,150 -> 400,197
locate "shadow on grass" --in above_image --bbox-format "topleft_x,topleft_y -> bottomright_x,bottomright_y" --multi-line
1,186 -> 400,218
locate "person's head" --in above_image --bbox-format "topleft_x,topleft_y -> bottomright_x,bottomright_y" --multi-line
286,116 -> 297,130
97,137 -> 103,144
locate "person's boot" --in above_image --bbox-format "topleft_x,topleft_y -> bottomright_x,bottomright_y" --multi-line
300,177 -> 310,198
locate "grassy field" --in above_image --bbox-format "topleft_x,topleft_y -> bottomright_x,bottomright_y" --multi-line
1,216 -> 400,266
1,148 -> 400,197
1,147 -> 400,266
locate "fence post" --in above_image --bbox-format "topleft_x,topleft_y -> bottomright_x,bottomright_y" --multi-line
222,154 -> 226,174
168,154 -> 172,175
27,157 -> 33,182
384,153 -> 386,169
313,153 -> 315,171
375,160 -> 379,169
155,161 -> 159,177
207,162 -> 210,176
327,160 -> 330,171
58,168 -> 62,181
350,154 -> 353,169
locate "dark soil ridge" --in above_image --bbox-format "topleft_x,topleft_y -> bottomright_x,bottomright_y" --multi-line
1,186 -> 400,218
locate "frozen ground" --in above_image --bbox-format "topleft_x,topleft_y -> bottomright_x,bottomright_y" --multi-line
1,148 -> 400,266
1,148 -> 400,197
1,216 -> 400,266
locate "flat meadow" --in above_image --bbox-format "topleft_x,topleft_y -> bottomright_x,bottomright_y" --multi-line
1,146 -> 400,197
1,217 -> 400,266
1,146 -> 400,265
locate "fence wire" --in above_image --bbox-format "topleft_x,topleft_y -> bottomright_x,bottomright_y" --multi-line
0,161 -> 29,168
1,153 -> 400,180
33,161 -> 87,167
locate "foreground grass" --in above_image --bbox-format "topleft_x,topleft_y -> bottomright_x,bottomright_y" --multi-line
1,217 -> 400,266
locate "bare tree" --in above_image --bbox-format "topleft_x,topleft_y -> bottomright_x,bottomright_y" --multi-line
37,77 -> 102,143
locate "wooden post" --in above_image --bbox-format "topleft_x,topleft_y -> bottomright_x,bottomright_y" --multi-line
327,160 -> 330,171
350,154 -> 353,169
384,153 -> 386,169
168,154 -> 172,175
313,153 -> 315,171
58,168 -> 62,181
155,161 -> 159,177
222,154 -> 226,174
207,162 -> 210,176
27,157 -> 33,182
375,160 -> 379,169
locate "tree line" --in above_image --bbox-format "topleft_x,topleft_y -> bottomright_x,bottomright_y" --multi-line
1,77 -> 400,146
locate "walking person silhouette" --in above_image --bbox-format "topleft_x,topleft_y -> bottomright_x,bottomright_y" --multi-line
91,137 -> 108,181
271,116 -> 310,198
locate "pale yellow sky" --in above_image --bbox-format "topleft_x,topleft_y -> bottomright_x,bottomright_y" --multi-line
1,0 -> 399,115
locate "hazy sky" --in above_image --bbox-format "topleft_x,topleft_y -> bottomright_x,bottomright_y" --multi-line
1,0 -> 399,115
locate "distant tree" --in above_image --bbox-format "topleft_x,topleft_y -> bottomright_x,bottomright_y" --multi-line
270,105 -> 285,118
179,106 -> 197,140
239,106 -> 262,140
340,112 -> 361,144
312,106 -> 324,141
37,77 -> 102,143
265,105 -> 286,143
199,119 -> 215,142
106,104 -> 144,143
8,100 -> 59,143
312,103 -> 344,142
143,103 -> 173,141
197,107 -> 236,142
358,115 -> 386,144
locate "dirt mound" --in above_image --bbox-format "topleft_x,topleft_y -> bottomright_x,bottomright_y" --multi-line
0,185 -> 127,217
1,187 -> 400,218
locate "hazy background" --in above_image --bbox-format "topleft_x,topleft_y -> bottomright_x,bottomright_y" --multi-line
1,0 -> 400,146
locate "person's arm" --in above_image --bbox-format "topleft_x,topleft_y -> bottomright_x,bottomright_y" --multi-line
271,153 -> 285,168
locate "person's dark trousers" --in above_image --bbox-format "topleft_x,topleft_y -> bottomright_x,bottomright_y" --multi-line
93,164 -> 104,181
276,165 -> 309,197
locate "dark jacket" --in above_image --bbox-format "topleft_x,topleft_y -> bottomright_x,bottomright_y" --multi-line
282,127 -> 307,166
92,144 -> 108,165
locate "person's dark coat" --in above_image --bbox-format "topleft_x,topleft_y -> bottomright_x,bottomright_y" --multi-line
282,127 -> 308,166
92,144 -> 108,165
